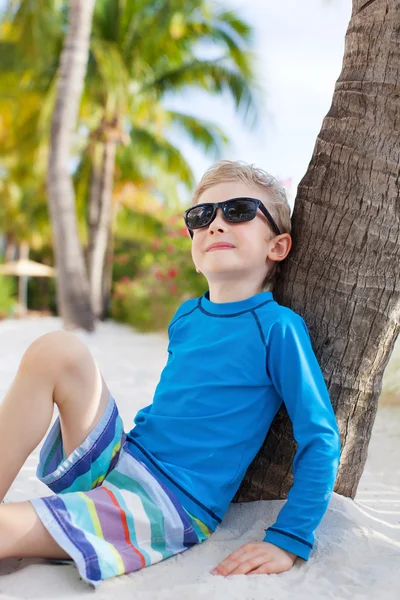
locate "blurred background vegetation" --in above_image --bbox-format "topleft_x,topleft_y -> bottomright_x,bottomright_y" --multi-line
0,0 -> 258,329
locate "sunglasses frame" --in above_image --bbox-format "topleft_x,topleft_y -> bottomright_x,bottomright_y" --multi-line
184,197 -> 281,239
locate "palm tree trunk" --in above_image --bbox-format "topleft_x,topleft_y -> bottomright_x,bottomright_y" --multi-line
235,0 -> 400,502
86,141 -> 103,277
87,139 -> 117,319
101,222 -> 115,319
4,234 -> 17,262
47,0 -> 96,331
17,241 -> 29,317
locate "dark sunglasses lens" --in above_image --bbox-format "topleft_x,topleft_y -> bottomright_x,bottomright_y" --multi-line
185,204 -> 214,229
224,199 -> 257,222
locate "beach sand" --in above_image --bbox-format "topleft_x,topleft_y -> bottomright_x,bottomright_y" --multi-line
0,316 -> 399,599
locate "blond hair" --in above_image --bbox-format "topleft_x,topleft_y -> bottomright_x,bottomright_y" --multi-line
192,160 -> 292,290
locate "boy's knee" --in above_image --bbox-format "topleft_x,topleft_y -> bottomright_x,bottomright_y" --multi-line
21,331 -> 90,378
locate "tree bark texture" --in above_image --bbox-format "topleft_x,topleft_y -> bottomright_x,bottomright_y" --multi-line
17,241 -> 29,316
235,0 -> 400,503
47,0 -> 96,331
4,235 -> 17,262
87,139 -> 116,319
101,221 -> 116,319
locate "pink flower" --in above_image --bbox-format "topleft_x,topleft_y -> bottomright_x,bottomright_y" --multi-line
150,238 -> 161,251
168,268 -> 178,279
178,228 -> 190,238
155,269 -> 165,281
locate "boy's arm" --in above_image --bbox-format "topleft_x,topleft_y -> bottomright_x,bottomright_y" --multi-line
262,311 -> 341,560
211,311 -> 341,577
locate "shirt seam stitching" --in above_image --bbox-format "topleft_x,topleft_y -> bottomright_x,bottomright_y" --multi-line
266,527 -> 313,549
199,298 -> 274,318
168,304 -> 199,334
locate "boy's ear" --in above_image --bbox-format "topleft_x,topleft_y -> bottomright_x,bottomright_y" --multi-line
267,233 -> 292,262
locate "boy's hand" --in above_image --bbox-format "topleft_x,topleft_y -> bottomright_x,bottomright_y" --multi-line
211,541 -> 296,576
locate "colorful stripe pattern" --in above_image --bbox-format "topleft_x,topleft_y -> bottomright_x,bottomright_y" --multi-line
31,396 -> 212,587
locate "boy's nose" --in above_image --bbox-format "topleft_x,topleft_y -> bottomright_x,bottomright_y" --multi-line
208,208 -> 228,233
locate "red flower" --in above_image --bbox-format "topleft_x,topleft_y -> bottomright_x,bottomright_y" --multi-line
150,238 -> 161,251
119,276 -> 131,283
168,268 -> 178,278
168,283 -> 178,295
178,228 -> 190,238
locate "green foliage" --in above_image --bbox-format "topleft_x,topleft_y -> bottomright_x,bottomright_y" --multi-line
26,276 -> 57,314
110,215 -> 207,331
27,245 -> 57,313
0,0 -> 257,325
0,274 -> 16,317
0,0 -> 257,219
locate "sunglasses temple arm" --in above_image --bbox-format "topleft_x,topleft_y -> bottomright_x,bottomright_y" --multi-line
261,206 -> 281,236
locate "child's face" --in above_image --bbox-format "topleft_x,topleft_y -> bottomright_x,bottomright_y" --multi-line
190,181 -> 291,289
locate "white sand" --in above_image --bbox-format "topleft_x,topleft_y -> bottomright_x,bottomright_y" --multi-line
0,316 -> 399,600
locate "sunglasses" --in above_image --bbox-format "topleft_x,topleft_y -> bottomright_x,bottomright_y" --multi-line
184,197 -> 281,239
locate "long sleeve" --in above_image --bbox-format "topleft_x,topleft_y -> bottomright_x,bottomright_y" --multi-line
263,311 -> 341,560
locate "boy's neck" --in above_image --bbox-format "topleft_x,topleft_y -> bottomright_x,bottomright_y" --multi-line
207,280 -> 265,304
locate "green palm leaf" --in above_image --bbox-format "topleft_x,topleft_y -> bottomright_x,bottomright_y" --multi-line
128,126 -> 195,189
90,39 -> 131,117
166,110 -> 228,157
142,58 -> 257,124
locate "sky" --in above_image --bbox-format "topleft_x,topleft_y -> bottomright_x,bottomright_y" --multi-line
0,0 -> 353,205
167,0 -> 352,204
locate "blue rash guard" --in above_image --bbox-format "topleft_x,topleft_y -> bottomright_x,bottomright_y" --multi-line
126,290 -> 341,560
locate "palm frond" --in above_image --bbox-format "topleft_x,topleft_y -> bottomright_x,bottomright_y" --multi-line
115,205 -> 165,242
143,58 -> 258,125
166,110 -> 228,158
128,126 -> 195,190
90,39 -> 131,118
214,9 -> 253,43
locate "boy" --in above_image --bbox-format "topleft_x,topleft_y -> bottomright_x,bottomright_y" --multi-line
0,160 -> 340,586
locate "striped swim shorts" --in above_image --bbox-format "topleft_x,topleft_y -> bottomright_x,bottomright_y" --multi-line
30,394 -> 212,587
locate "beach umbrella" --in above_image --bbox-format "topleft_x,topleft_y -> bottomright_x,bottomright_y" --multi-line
0,259 -> 56,315
0,259 -> 55,277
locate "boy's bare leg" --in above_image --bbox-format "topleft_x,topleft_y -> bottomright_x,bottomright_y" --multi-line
0,502 -> 69,559
0,330 -> 111,558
